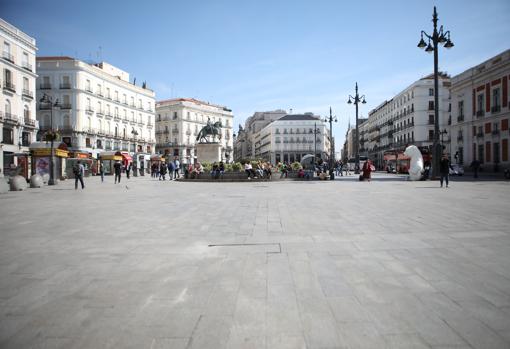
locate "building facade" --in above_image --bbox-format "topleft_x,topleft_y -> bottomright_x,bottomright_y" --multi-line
1,19 -> 37,177
450,49 -> 510,170
365,73 -> 451,169
35,57 -> 156,162
255,114 -> 331,164
155,98 -> 234,164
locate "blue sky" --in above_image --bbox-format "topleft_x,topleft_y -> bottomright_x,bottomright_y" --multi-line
3,0 -> 509,146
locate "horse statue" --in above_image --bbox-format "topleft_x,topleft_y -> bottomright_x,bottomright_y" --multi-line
196,120 -> 223,143
404,145 -> 424,181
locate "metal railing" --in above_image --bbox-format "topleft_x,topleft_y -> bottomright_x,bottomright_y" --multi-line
3,81 -> 16,92
40,83 -> 52,89
22,62 -> 33,72
476,110 -> 484,118
60,83 -> 71,89
22,89 -> 33,98
2,52 -> 14,63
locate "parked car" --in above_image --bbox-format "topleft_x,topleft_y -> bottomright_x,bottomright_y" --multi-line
449,164 -> 464,176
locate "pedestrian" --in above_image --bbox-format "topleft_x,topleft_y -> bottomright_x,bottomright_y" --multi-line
439,154 -> 450,188
173,157 -> 180,179
125,162 -> 131,179
361,159 -> 374,181
159,162 -> 167,180
74,160 -> 85,190
99,162 -> 105,182
168,160 -> 175,180
114,160 -> 122,184
470,159 -> 481,178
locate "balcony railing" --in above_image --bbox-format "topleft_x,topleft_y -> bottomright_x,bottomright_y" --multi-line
428,119 -> 434,125
96,110 -> 104,117
40,83 -> 52,89
85,107 -> 94,114
476,110 -> 484,118
491,105 -> 501,113
4,113 -> 18,123
24,117 -> 36,127
476,132 -> 484,138
2,52 -> 14,63
457,135 -> 463,141
22,89 -> 33,99
60,83 -> 71,89
39,103 -> 52,110
492,129 -> 500,135
3,81 -> 15,92
60,103 -> 72,110
457,115 -> 464,122
22,62 -> 33,72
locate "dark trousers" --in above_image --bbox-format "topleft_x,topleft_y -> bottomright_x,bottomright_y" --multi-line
75,175 -> 84,189
115,172 -> 121,183
126,170 -> 130,179
100,172 -> 104,182
440,174 -> 449,187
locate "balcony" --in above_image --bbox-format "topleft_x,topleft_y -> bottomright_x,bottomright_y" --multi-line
24,117 -> 36,127
85,87 -> 93,93
105,112 -> 113,119
491,105 -> 501,114
22,62 -> 33,72
40,83 -> 52,90
114,98 -> 120,103
85,106 -> 94,114
476,132 -> 484,138
60,103 -> 72,110
97,92 -> 104,97
492,129 -> 500,135
3,81 -> 16,92
428,119 -> 434,125
457,135 -> 463,141
60,83 -> 71,89
476,110 -> 484,118
457,115 -> 464,122
114,114 -> 121,121
59,126 -> 74,134
2,52 -> 14,63
22,89 -> 33,99
96,110 -> 104,117
4,113 -> 18,123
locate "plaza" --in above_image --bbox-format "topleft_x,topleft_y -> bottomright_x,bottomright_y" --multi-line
0,175 -> 510,348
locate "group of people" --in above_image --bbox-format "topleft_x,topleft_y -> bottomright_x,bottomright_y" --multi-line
151,157 -> 181,181
245,161 -> 273,179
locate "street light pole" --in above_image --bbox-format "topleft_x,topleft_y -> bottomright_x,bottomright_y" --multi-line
313,122 -> 317,169
347,82 -> 367,174
323,106 -> 337,179
40,94 -> 59,185
418,6 -> 454,178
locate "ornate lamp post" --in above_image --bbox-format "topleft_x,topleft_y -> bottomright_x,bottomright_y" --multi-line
39,93 -> 59,185
417,6 -> 453,178
323,106 -> 337,179
347,82 -> 366,174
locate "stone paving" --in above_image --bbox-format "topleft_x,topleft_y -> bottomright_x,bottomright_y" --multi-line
0,174 -> 510,349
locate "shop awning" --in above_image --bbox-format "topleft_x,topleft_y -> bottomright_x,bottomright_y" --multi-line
120,153 -> 132,163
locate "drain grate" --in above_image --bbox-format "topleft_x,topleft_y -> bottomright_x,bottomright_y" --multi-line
208,242 -> 281,254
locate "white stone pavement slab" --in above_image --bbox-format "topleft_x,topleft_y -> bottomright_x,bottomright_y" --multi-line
0,174 -> 509,349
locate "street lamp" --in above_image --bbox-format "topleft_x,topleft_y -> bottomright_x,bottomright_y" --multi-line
39,93 -> 59,185
131,128 -> 138,176
418,6 -> 453,178
313,122 -> 321,170
323,106 -> 337,179
347,82 -> 367,174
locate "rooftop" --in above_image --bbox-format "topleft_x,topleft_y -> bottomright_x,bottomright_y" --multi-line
278,114 -> 320,121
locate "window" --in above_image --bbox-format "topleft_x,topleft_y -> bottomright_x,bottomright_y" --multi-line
123,94 -> 127,104
429,88 -> 434,96
428,101 -> 434,110
22,52 -> 29,67
492,88 -> 500,112
23,77 -> 29,91
106,88 -> 111,99
187,112 -> 190,120
97,84 -> 102,95
86,80 -> 91,91
115,91 -> 119,101
3,42 -> 11,61
428,114 -> 434,125
2,127 -> 13,144
173,112 -> 178,120
458,101 -> 464,117
428,130 -> 434,141
477,93 -> 484,112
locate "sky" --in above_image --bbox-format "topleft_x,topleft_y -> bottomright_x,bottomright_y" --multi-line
2,0 -> 509,147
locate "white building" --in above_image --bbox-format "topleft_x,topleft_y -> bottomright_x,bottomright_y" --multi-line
256,113 -> 331,164
1,19 -> 37,177
36,57 -> 156,162
155,98 -> 234,164
365,73 -> 451,168
450,49 -> 510,170
233,110 -> 287,161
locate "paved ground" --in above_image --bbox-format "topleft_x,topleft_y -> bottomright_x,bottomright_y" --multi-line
1,173 -> 510,349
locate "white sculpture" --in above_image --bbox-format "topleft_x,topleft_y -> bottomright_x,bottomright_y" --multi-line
404,145 -> 423,181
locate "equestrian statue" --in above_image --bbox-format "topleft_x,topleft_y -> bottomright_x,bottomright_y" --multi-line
196,118 -> 223,143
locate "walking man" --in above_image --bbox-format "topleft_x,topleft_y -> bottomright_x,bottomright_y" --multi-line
125,162 -> 131,179
74,160 -> 85,190
114,160 -> 122,184
174,157 -> 180,179
439,154 -> 450,188
99,162 -> 105,182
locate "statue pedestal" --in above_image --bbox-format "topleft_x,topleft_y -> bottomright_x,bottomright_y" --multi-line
196,143 -> 221,163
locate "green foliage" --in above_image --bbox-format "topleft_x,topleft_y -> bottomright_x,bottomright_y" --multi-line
231,162 -> 242,171
291,162 -> 302,170
201,161 -> 213,172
